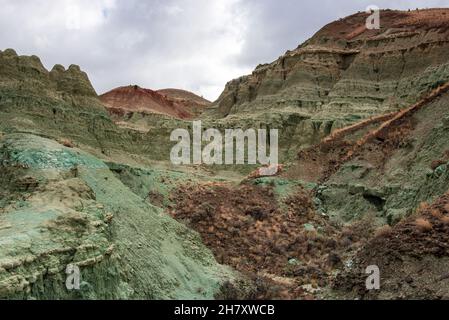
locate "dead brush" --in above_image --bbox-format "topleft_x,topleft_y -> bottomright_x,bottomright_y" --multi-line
417,201 -> 430,214
284,191 -> 315,217
374,225 -> 392,238
430,208 -> 443,219
58,138 -> 75,148
430,150 -> 449,170
322,112 -> 396,144
415,218 -> 433,232
431,159 -> 447,170
344,82 -> 449,163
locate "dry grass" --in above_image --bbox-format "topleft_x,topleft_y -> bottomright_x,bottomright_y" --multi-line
430,150 -> 449,170
440,216 -> 449,225
431,159 -> 447,170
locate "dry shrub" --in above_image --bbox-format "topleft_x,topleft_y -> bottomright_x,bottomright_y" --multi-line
339,215 -> 377,244
431,159 -> 447,170
374,225 -> 392,238
285,191 -> 315,217
431,150 -> 449,170
440,215 -> 449,225
58,138 -> 75,148
415,218 -> 433,232
417,202 -> 430,213
430,208 -> 443,219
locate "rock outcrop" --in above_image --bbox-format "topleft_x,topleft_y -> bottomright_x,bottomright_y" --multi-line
0,51 -> 240,299
287,83 -> 449,225
205,9 -> 449,158
0,51 -> 180,162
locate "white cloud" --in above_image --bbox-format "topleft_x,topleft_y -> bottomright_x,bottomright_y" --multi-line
0,0 -> 448,101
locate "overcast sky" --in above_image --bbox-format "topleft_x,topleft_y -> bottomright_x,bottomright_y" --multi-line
1,0 -> 448,101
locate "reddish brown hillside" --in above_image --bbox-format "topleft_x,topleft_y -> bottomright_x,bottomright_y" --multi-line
157,88 -> 210,105
157,88 -> 210,117
100,85 -> 206,119
314,8 -> 449,42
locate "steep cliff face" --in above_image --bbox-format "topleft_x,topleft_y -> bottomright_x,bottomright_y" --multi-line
0,50 -> 177,162
0,49 -> 114,152
206,9 -> 449,154
0,49 -> 99,102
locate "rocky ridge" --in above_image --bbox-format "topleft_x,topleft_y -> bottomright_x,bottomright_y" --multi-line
205,9 -> 449,159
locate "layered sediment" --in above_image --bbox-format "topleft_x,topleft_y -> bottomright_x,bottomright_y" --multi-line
205,9 -> 449,158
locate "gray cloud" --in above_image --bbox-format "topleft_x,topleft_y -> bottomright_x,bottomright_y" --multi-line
0,0 -> 448,101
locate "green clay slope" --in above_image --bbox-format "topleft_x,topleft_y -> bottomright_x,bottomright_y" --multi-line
0,133 -> 239,299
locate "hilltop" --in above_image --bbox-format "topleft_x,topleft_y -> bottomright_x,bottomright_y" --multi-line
100,85 -> 210,120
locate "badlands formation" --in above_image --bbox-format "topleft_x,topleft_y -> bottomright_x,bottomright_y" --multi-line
1,9 -> 449,299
